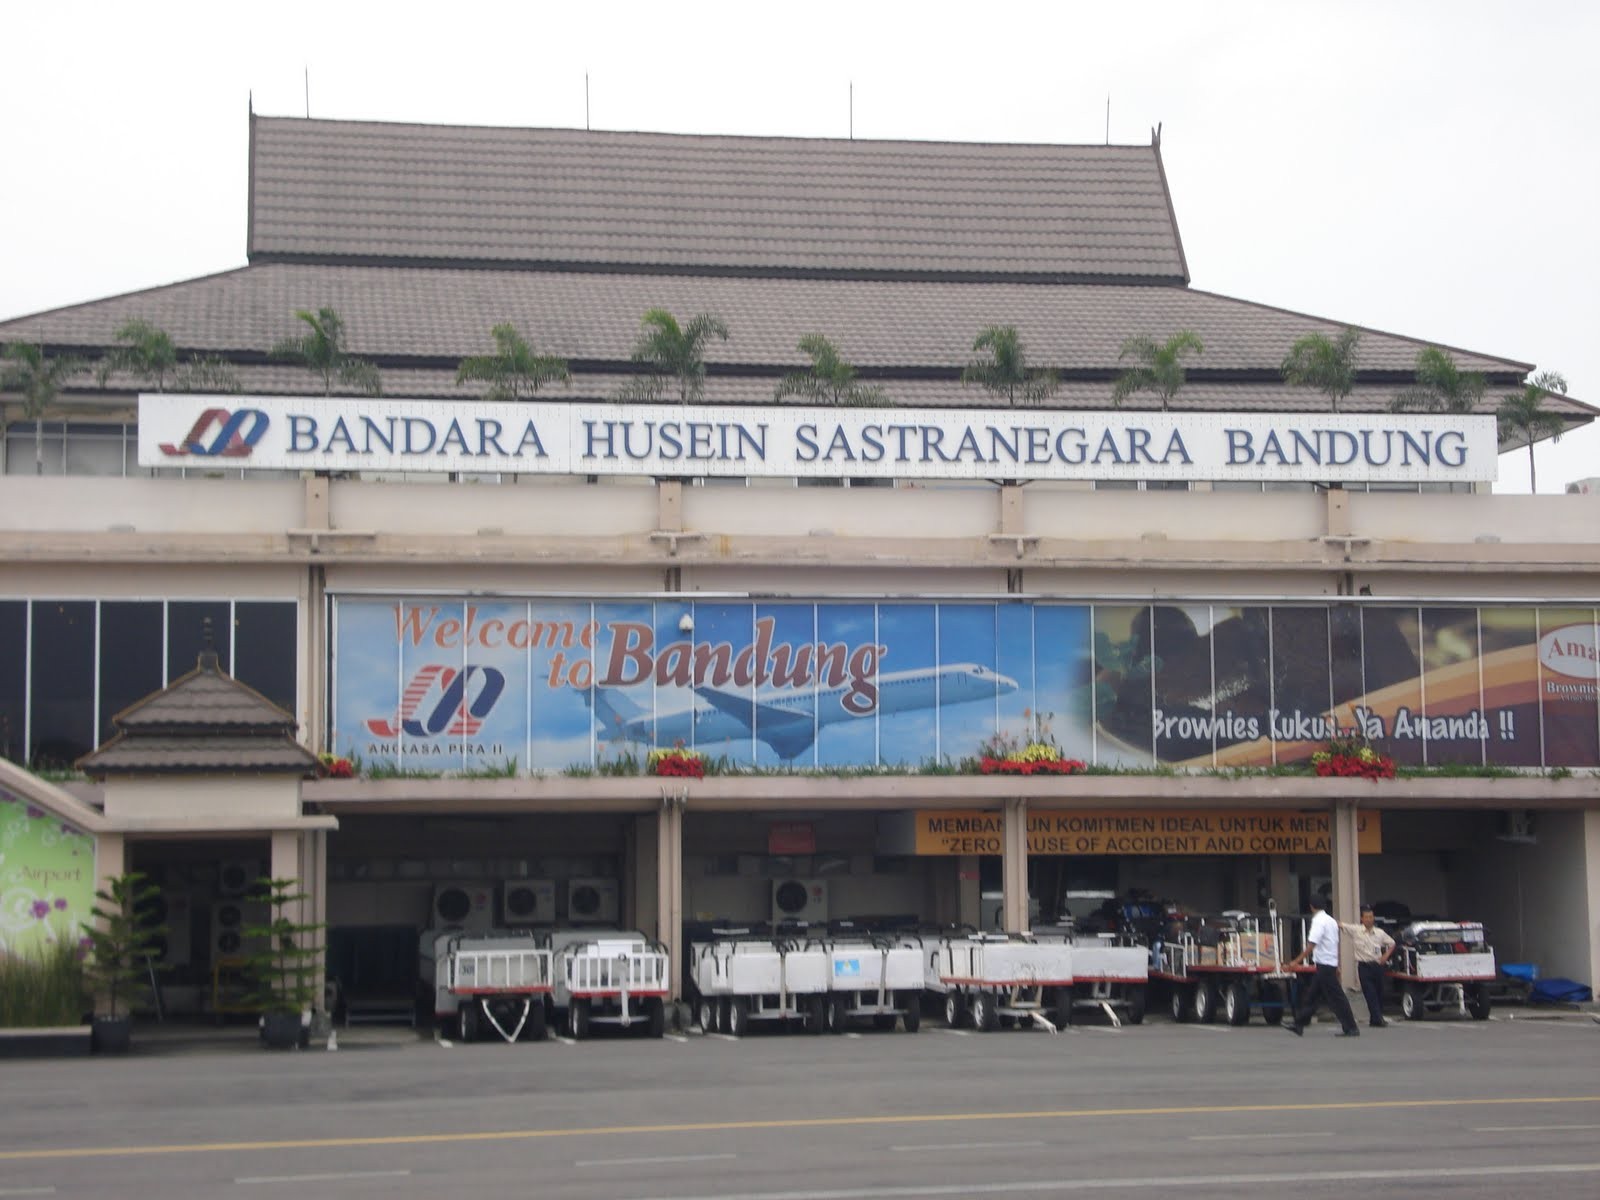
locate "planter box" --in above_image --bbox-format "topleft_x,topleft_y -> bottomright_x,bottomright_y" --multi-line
0,1025 -> 92,1059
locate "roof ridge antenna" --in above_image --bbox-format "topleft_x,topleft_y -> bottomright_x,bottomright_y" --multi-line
1105,95 -> 1110,146
849,80 -> 853,141
199,616 -> 220,672
585,72 -> 590,132
1151,121 -> 1162,147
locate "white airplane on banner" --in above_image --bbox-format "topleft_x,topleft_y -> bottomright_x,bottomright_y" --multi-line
587,662 -> 1019,760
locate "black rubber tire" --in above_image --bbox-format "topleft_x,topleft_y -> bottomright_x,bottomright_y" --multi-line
806,994 -> 827,1034
1466,983 -> 1491,1021
644,996 -> 666,1038
1224,981 -> 1251,1026
828,994 -> 850,1034
1193,981 -> 1217,1024
727,996 -> 750,1038
1259,982 -> 1285,1026
1402,983 -> 1425,1021
902,996 -> 922,1033
458,1000 -> 479,1044
568,998 -> 590,1040
526,998 -> 548,1042
972,990 -> 998,1032
698,996 -> 718,1033
1124,985 -> 1147,1026
944,991 -> 967,1029
1169,984 -> 1192,1023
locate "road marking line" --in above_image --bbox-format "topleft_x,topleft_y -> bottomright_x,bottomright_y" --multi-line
707,1033 -> 741,1043
236,1170 -> 411,1185
3,1096 -> 1597,1162
1474,1123 -> 1600,1132
577,1153 -> 737,1168
891,1141 -> 1045,1153
1188,1132 -> 1330,1141
551,1035 -> 577,1045
665,1034 -> 689,1044
0,1188 -> 56,1197
625,1162 -> 1600,1199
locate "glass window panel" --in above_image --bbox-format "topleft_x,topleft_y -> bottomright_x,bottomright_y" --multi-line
1537,607 -> 1600,768
1360,607 -> 1424,766
64,426 -> 127,477
1152,604 -> 1219,766
1477,608 -> 1544,767
233,602 -> 298,714
1419,607 -> 1484,766
5,423 -> 64,475
1271,606 -> 1334,756
1091,605 -> 1154,766
167,601 -> 231,681
29,600 -> 94,768
98,602 -> 164,744
0,601 -> 25,764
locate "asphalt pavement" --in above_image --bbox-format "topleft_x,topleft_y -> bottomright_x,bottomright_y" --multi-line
3,1007 -> 1598,1199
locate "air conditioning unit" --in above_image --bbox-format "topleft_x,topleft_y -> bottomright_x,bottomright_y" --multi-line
432,883 -> 495,933
501,879 -> 557,926
211,899 -> 267,961
140,889 -> 194,967
217,859 -> 260,898
1496,809 -> 1538,844
565,878 -> 619,924
772,878 -> 828,925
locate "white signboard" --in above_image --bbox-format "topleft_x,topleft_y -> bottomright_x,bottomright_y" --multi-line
138,395 -> 1498,483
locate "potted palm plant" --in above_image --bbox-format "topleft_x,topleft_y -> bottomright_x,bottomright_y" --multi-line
80,872 -> 165,1053
244,878 -> 325,1049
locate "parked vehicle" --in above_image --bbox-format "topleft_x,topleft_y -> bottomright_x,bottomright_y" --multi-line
1032,923 -> 1148,1026
689,929 -> 829,1035
1150,904 -> 1309,1026
1388,921 -> 1496,1020
820,931 -> 923,1032
429,930 -> 552,1043
549,929 -> 670,1039
924,931 -> 1075,1032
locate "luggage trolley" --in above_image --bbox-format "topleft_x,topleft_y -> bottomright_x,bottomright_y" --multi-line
1387,920 -> 1496,1021
820,932 -> 924,1033
1151,903 -> 1310,1026
689,929 -> 829,1036
428,930 -> 554,1044
550,929 -> 671,1039
1033,923 -> 1148,1027
928,932 -> 1075,1032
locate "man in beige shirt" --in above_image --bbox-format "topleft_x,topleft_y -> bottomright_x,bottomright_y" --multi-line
1341,904 -> 1396,1027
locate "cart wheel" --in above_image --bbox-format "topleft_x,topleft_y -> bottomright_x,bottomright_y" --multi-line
526,998 -> 548,1042
1466,983 -> 1491,1021
944,991 -> 967,1029
568,998 -> 591,1040
1054,987 -> 1075,1026
1224,981 -> 1251,1026
727,996 -> 750,1038
901,995 -> 922,1033
1169,984 -> 1192,1023
1401,983 -> 1425,1021
644,997 -> 665,1038
458,1001 -> 480,1044
1192,981 -> 1217,1024
972,991 -> 998,1032
698,996 -> 718,1034
807,994 -> 827,1034
828,994 -> 850,1034
1259,982 -> 1285,1026
1125,985 -> 1147,1026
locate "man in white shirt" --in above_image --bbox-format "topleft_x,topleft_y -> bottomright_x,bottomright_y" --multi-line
1341,904 -> 1396,1027
1284,895 -> 1360,1037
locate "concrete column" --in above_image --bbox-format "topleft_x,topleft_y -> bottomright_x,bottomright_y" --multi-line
1268,855 -> 1295,916
1002,798 -> 1029,933
94,831 -> 127,897
1584,811 -> 1600,992
1331,801 -> 1361,990
656,792 -> 685,999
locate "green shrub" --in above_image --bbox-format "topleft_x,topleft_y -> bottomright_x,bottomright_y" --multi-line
0,939 -> 86,1027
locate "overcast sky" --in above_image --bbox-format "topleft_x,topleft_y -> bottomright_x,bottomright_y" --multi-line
3,1 -> 1595,491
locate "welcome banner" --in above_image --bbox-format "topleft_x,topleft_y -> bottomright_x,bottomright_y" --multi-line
329,598 -> 1599,773
0,791 -> 95,960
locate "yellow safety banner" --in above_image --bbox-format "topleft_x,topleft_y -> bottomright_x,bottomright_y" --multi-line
913,809 -> 1382,856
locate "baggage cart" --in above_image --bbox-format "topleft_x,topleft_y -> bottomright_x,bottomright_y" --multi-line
1033,924 -> 1148,1027
819,934 -> 924,1032
1150,904 -> 1309,1026
549,929 -> 670,1039
1387,921 -> 1496,1020
689,930 -> 829,1036
423,930 -> 553,1044
927,932 -> 1075,1032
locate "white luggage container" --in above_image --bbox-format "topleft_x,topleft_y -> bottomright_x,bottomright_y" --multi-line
1033,926 -> 1149,1027
821,936 -> 924,1032
549,929 -> 670,1039
690,931 -> 830,1036
1389,921 -> 1496,1021
432,931 -> 553,1043
930,933 -> 1075,1032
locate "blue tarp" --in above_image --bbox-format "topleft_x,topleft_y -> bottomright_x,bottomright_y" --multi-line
1528,977 -> 1593,1004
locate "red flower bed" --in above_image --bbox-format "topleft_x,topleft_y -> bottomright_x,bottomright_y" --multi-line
979,756 -> 1086,776
651,752 -> 705,779
1311,751 -> 1396,780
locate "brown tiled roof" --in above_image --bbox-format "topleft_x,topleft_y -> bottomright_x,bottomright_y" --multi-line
76,735 -> 320,775
247,116 -> 1189,283
77,650 -> 319,777
0,262 -> 1537,378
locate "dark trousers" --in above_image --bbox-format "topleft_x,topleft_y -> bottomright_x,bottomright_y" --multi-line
1295,964 -> 1359,1033
1357,960 -> 1386,1024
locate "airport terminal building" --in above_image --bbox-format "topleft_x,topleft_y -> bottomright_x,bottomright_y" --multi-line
3,115 -> 1599,1014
